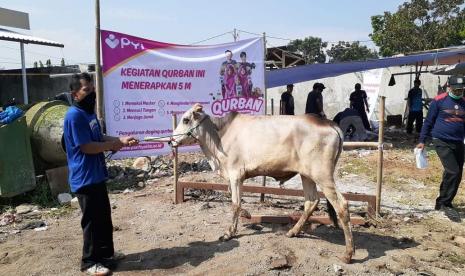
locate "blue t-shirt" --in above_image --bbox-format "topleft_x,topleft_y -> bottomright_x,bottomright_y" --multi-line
419,93 -> 465,143
408,87 -> 423,112
63,106 -> 108,192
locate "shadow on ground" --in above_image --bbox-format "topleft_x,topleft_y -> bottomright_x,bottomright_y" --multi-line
115,239 -> 239,272
115,222 -> 421,273
308,226 -> 420,263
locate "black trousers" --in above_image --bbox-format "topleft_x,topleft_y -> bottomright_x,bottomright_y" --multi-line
407,111 -> 423,134
355,107 -> 371,131
434,138 -> 464,208
76,183 -> 114,270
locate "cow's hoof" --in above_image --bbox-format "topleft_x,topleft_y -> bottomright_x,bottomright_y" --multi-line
219,233 -> 232,242
240,209 -> 251,219
285,230 -> 297,238
339,254 -> 352,264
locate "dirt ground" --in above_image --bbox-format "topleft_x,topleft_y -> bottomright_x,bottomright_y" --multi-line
1,133 -> 465,275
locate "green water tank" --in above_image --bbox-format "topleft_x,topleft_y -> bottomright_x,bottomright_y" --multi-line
24,101 -> 69,172
0,117 -> 36,197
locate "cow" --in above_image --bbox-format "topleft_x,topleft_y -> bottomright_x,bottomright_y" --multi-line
170,103 -> 354,263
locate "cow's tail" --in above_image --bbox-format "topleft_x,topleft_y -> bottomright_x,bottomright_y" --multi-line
330,123 -> 344,164
327,123 -> 344,228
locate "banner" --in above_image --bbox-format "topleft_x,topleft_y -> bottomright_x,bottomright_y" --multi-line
362,69 -> 383,120
101,30 -> 265,158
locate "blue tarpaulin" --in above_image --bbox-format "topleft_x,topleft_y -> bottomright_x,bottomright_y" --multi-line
265,47 -> 465,88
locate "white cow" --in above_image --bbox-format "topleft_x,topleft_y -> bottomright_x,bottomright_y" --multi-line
171,104 -> 354,263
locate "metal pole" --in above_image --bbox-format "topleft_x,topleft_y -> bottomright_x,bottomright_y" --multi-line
233,28 -> 238,42
95,0 -> 104,123
260,32 -> 267,202
263,32 -> 267,115
172,114 -> 180,203
20,42 -> 28,104
376,96 -> 386,216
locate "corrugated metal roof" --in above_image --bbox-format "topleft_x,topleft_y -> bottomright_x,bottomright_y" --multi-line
0,28 -> 63,47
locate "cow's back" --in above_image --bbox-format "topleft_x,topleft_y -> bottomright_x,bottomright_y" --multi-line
219,114 -> 342,175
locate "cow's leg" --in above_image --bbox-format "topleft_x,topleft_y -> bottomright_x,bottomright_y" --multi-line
286,175 -> 319,237
220,176 -> 242,241
320,181 -> 354,264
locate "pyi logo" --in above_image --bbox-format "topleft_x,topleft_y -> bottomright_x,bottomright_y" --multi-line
105,34 -> 145,50
105,34 -> 119,49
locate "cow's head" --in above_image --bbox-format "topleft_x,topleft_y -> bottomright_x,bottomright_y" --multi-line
171,103 -> 207,147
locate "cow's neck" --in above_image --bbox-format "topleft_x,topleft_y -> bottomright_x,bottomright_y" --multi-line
210,112 -> 237,138
198,117 -> 227,171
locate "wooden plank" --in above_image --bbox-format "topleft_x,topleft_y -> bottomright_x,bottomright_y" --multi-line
366,195 -> 376,217
179,181 -> 376,203
343,142 -> 393,149
241,215 -> 366,225
272,51 -> 283,61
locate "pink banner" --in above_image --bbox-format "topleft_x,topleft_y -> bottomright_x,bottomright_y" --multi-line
101,30 -> 265,158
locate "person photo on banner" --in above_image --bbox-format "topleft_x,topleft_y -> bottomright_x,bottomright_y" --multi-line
219,49 -> 237,98
224,64 -> 238,98
237,51 -> 256,97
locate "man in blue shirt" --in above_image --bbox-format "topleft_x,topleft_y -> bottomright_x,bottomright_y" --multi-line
417,76 -> 465,222
63,73 -> 138,275
406,79 -> 423,134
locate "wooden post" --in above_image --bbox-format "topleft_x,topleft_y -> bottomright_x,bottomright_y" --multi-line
376,96 -> 386,216
172,114 -> 180,204
282,51 -> 286,68
260,32 -> 267,202
95,0 -> 104,123
271,98 -> 274,115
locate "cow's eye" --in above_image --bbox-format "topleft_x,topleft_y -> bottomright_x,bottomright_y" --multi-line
183,118 -> 189,124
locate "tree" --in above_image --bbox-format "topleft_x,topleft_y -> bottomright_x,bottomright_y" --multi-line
287,36 -> 328,63
327,41 -> 379,62
33,61 -> 38,68
60,58 -> 65,66
46,59 -> 52,67
39,60 -> 44,68
370,0 -> 465,57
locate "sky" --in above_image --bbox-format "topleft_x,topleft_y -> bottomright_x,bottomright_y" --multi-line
0,0 -> 407,69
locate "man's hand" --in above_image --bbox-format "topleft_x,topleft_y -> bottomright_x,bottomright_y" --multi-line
119,136 -> 139,147
109,139 -> 124,152
416,143 -> 425,150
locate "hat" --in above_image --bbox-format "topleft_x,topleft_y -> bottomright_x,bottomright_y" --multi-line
313,83 -> 326,90
449,76 -> 465,89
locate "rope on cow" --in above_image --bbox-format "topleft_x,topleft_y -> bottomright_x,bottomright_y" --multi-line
143,114 -> 209,143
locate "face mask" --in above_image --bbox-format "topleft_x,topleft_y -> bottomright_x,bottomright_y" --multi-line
448,91 -> 463,100
75,92 -> 96,113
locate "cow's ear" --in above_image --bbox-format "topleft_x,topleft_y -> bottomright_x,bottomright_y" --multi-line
193,103 -> 203,112
193,111 -> 202,120
192,103 -> 203,119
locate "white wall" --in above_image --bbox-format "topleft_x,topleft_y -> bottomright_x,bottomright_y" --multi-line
267,66 -> 449,120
